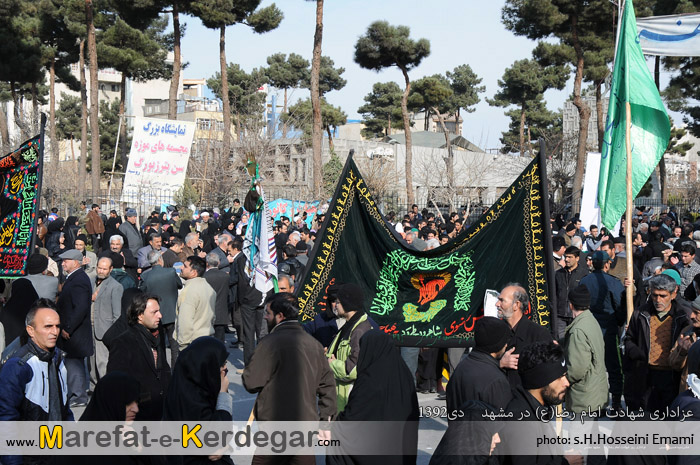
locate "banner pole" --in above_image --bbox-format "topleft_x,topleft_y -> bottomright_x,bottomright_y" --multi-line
30,114 -> 47,255
625,103 -> 634,324
538,139 -> 557,333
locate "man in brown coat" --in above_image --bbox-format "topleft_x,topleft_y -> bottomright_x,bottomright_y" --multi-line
243,292 -> 336,465
85,203 -> 105,252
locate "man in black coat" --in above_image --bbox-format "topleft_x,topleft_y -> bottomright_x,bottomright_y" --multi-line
497,283 -> 553,388
107,293 -> 171,421
234,251 -> 266,367
140,249 -> 183,368
57,249 -> 93,407
446,316 -> 512,420
204,252 -> 231,343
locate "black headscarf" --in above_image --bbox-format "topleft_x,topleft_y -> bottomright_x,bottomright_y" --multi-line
0,278 -> 39,345
80,372 -> 140,421
162,336 -> 228,421
178,220 -> 192,237
329,331 -> 418,465
339,330 -> 419,422
430,400 -> 502,465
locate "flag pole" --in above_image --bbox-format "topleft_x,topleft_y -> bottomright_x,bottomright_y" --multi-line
625,102 -> 634,324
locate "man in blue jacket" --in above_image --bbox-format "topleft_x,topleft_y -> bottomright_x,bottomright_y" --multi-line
0,300 -> 73,464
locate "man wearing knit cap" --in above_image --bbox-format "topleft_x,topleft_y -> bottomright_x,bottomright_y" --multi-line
446,316 -> 512,420
502,341 -> 581,465
669,295 -> 700,393
326,282 -> 374,412
563,285 -> 608,415
623,273 -> 689,412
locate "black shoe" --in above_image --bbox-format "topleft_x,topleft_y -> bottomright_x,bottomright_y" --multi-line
436,393 -> 447,401
70,401 -> 87,408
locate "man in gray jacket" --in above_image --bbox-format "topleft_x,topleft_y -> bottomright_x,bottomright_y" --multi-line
119,209 -> 142,257
90,257 -> 123,387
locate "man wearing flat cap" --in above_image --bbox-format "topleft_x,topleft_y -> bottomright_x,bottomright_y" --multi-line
563,284 -> 608,415
624,273 -> 689,412
446,316 -> 512,420
326,282 -> 374,412
56,248 -> 93,407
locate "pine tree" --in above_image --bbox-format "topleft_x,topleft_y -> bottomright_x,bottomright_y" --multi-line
265,52 -> 309,137
358,81 -> 403,139
354,21 -> 430,206
502,0 -> 615,214
281,97 -> 346,151
98,14 -> 172,168
190,0 -> 282,162
488,57 -> 568,157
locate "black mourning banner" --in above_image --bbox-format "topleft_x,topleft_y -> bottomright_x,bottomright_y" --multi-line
0,120 -> 44,277
296,154 -> 553,347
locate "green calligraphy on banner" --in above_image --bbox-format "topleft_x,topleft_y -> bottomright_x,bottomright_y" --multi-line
296,155 -> 552,347
0,127 -> 44,277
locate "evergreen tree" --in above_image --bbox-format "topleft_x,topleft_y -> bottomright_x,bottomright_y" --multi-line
306,0 -> 325,199
322,149 -> 343,199
55,92 -> 82,162
98,14 -> 172,168
0,0 -> 43,139
302,55 -> 346,97
357,81 -> 403,139
446,64 -> 485,121
499,101 -> 561,155
488,57 -> 568,157
207,64 -> 268,139
265,52 -> 309,137
282,97 -> 347,151
502,0 -> 615,213
354,21 -> 430,206
38,0 -> 80,170
97,98 -> 124,175
190,0 -> 282,161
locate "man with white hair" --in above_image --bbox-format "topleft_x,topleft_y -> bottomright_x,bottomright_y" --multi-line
287,231 -> 301,247
211,234 -> 234,273
182,232 -> 205,260
99,234 -> 138,281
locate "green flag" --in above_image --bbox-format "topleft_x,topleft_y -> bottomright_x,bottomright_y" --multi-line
598,0 -> 670,230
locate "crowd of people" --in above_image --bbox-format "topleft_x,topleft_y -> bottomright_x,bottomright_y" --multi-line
1,199 -> 700,465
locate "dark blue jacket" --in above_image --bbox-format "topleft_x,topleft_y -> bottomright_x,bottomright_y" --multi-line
0,342 -> 73,465
57,268 -> 93,358
580,270 -> 625,328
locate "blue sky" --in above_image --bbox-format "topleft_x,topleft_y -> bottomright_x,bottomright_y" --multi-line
179,1 -> 672,151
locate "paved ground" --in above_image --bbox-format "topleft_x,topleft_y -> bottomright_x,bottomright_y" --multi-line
223,333 -> 447,465
75,332 -> 448,464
